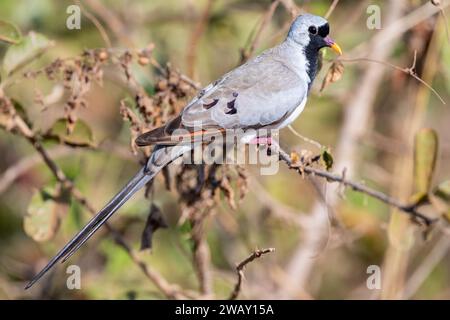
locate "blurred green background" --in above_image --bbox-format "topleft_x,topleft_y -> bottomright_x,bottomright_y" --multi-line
0,0 -> 449,299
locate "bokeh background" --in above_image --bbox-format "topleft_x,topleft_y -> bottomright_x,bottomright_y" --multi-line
0,0 -> 449,299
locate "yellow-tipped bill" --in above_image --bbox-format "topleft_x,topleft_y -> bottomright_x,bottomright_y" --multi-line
324,36 -> 342,55
330,42 -> 342,55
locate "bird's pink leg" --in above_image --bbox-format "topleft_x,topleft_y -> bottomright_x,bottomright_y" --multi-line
249,136 -> 273,145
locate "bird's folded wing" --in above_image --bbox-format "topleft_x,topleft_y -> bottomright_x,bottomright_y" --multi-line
135,48 -> 307,146
181,50 -> 307,129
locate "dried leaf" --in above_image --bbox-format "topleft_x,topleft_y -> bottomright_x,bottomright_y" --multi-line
0,20 -> 22,44
320,61 -> 344,92
140,204 -> 168,251
290,151 -> 300,165
414,128 -> 438,193
3,32 -> 52,75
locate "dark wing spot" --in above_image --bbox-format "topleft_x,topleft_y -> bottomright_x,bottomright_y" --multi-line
225,99 -> 237,115
197,89 -> 206,99
232,91 -> 239,98
203,98 -> 219,109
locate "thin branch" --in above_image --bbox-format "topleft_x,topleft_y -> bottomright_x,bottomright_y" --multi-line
287,125 -> 324,150
150,58 -> 202,90
325,0 -> 340,19
186,0 -> 213,78
432,0 -> 450,44
0,142 -> 136,196
249,177 -> 308,228
229,248 -> 275,300
191,212 -> 213,297
32,140 -> 194,299
75,0 -> 112,48
240,0 -> 281,63
83,0 -> 134,47
404,235 -> 450,299
0,146 -> 70,194
338,55 -> 446,104
279,0 -> 301,17
0,102 -> 196,300
275,145 -> 436,226
347,1 -> 450,58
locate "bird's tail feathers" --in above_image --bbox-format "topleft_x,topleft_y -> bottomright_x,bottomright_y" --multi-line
25,145 -> 191,289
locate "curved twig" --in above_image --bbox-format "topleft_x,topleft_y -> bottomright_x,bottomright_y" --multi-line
229,248 -> 275,300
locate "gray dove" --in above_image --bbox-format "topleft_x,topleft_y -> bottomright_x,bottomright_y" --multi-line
26,13 -> 341,289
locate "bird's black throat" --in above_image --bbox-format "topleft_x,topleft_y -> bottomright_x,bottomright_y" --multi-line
303,45 -> 319,91
303,24 -> 330,90
304,37 -> 325,90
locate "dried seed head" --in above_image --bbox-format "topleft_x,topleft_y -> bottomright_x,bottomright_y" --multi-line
156,79 -> 168,91
98,50 -> 109,62
138,56 -> 150,66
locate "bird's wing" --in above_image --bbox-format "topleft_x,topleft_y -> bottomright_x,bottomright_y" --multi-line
135,47 -> 307,146
181,48 -> 308,129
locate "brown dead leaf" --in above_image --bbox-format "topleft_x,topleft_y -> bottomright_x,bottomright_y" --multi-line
290,151 -> 300,165
320,61 -> 344,92
140,204 -> 168,251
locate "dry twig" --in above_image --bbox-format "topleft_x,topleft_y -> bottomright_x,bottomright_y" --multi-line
338,54 -> 446,104
275,145 -> 436,226
240,0 -> 281,63
229,248 -> 275,300
0,98 -> 196,299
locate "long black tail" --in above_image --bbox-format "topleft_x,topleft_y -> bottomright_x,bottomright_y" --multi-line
25,145 -> 191,289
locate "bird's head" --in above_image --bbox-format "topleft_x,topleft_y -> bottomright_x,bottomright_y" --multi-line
287,14 -> 342,55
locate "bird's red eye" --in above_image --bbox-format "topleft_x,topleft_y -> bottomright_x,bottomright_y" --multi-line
308,26 -> 317,35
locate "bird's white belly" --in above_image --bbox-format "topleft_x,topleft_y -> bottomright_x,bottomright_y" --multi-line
239,95 -> 307,144
276,96 -> 307,129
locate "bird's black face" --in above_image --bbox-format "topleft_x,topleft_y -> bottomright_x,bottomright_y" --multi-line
302,22 -> 341,88
287,14 -> 341,55
307,23 -> 340,53
287,14 -> 342,88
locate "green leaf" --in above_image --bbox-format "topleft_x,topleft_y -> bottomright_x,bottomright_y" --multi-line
0,20 -> 22,44
3,31 -> 52,75
321,148 -> 334,171
48,118 -> 94,146
24,188 -> 61,242
414,128 -> 438,194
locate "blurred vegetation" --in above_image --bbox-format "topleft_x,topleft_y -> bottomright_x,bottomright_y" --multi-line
0,0 -> 449,300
